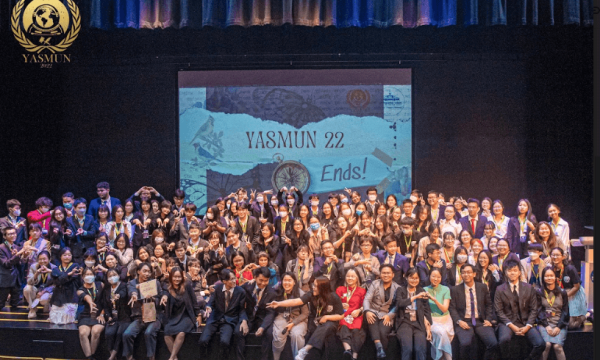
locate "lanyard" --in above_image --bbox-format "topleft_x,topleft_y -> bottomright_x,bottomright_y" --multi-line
545,290 -> 556,307
518,216 -> 527,234
41,272 -> 48,283
531,263 -> 541,283
87,284 -> 98,301
59,262 -> 72,272
550,220 -> 560,233
344,286 -> 357,303
240,219 -> 247,233
556,268 -> 564,288
297,265 -> 303,282
3,241 -> 12,250
498,253 -> 509,269
326,262 -> 333,274
317,303 -> 324,317
444,248 -> 453,263
115,222 -> 122,235
404,235 -> 412,253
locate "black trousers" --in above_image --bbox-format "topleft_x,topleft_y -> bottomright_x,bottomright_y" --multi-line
367,318 -> 394,350
454,319 -> 499,360
198,319 -> 235,348
105,320 -> 131,353
338,325 -> 366,354
307,321 -> 338,350
497,323 -> 544,360
0,286 -> 20,308
234,319 -> 273,360
396,322 -> 427,360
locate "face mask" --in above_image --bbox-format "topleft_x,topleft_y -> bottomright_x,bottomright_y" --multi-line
311,201 -> 319,207
402,229 -> 411,235
109,276 -> 120,284
368,195 -> 377,202
154,238 -> 164,244
310,223 -> 320,231
84,275 -> 95,284
63,203 -> 73,210
410,196 -> 418,203
457,254 -> 468,263
226,203 -> 230,209
342,209 -> 352,216
271,200 -> 278,206
279,211 -> 288,218
85,260 -> 96,268
256,196 -> 264,203
528,252 -> 539,259
13,209 -> 21,217
41,207 -> 50,213
341,198 -> 349,203
287,199 -> 295,205
77,208 -> 86,216
206,213 -> 214,220
356,210 -> 363,216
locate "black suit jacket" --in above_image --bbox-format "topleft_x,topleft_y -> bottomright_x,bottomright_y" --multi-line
449,282 -> 493,324
65,215 -> 97,261
240,282 -> 276,329
536,288 -> 569,329
458,215 -> 488,239
416,260 -> 448,287
447,264 -> 464,287
505,215 -> 538,256
234,216 -> 261,245
0,243 -> 23,288
494,281 -> 539,327
392,285 -> 432,332
206,283 -> 247,326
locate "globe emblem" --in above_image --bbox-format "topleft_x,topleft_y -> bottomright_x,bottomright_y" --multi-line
30,4 -> 63,35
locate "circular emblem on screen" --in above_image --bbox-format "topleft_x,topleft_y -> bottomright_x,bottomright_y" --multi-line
383,89 -> 406,120
11,0 -> 80,54
271,160 -> 311,194
346,90 -> 370,112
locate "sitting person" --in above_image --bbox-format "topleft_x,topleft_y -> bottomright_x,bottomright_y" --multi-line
24,250 -> 55,318
537,267 -> 569,360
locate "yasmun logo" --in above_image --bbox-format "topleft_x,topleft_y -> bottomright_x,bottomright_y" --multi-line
11,0 -> 80,67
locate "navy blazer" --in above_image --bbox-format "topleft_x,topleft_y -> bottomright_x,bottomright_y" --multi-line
0,243 -> 23,288
375,250 -> 410,286
492,252 -> 520,271
273,215 -> 294,238
250,202 -> 273,223
449,282 -> 494,324
206,283 -> 248,326
458,215 -> 488,239
392,285 -> 432,332
505,215 -> 538,257
276,190 -> 304,218
87,197 -> 122,220
313,256 -> 345,291
429,205 -> 446,225
416,259 -> 448,287
234,216 -> 261,245
66,215 -> 98,261
240,282 -> 276,329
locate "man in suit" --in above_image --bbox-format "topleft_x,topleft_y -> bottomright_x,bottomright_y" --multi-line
225,226 -> 256,266
494,260 -> 544,360
459,198 -> 487,238
427,190 -> 445,225
199,269 -> 248,357
65,198 -> 97,265
234,202 -> 261,245
235,266 -> 276,360
0,199 -> 27,245
364,187 -> 381,216
363,264 -> 400,359
0,226 -> 29,308
394,217 -> 423,265
416,243 -> 447,287
88,181 -> 121,220
313,240 -> 344,291
169,202 -> 199,241
449,263 -> 499,360
251,191 -> 274,224
375,235 -> 410,286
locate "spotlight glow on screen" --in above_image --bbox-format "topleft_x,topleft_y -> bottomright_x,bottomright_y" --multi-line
179,69 -> 412,212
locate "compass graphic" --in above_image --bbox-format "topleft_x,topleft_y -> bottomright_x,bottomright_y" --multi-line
271,160 -> 311,193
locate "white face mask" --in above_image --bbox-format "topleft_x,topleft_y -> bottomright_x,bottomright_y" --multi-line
154,238 -> 164,244
84,275 -> 95,284
368,194 -> 377,202
457,254 -> 468,263
271,200 -> 278,206
256,196 -> 264,203
13,209 -> 21,217
287,199 -> 295,205
528,252 -> 539,260
85,260 -> 96,268
342,209 -> 352,216
402,229 -> 411,235
206,213 -> 214,220
311,201 -> 319,207
279,211 -> 288,218
109,275 -> 120,284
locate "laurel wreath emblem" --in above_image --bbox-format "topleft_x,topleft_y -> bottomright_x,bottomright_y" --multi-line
11,0 -> 80,54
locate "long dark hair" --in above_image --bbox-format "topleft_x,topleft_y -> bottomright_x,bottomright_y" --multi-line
313,276 -> 332,308
277,272 -> 301,299
475,250 -> 494,282
168,266 -> 185,296
541,266 -> 561,297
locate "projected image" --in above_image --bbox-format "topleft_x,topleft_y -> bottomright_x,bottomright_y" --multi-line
179,71 -> 412,213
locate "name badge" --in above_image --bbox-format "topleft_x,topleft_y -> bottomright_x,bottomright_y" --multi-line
408,309 -> 417,322
546,310 -> 556,317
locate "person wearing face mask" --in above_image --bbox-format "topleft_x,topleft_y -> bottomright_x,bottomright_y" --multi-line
200,205 -> 227,238
363,187 -> 380,216
520,243 -> 545,290
103,268 -> 131,360
251,190 -> 274,224
276,186 -> 304,218
62,192 -> 75,217
448,246 -> 470,287
66,198 -> 98,265
269,196 -> 280,218
307,216 -> 329,259
0,199 -> 28,245
77,266 -> 106,360
26,197 -> 54,235
24,250 -> 56,318
49,247 -> 81,324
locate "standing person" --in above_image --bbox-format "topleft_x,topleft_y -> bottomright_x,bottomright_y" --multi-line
459,198 -> 487,239
441,232 -> 456,266
162,267 -> 202,360
27,197 -> 53,235
22,223 -> 52,267
427,191 -> 445,225
198,269 -> 248,358
0,226 -> 29,308
480,198 -> 493,218
48,206 -> 71,265
488,200 -> 510,239
277,186 -> 304,218
363,264 -> 399,359
424,267 -> 453,360
252,190 -> 274,224
103,268 -> 131,360
171,189 -> 186,216
200,231 -> 227,286
24,250 -> 55,318
336,268 -> 367,360
131,199 -> 157,254
448,246 -> 469,287
394,217 -> 422,266
506,199 -> 537,259
532,222 -> 560,258
49,247 -> 82,324
449,263 -> 499,360
393,268 -> 432,360
77,267 -> 106,360
550,247 -> 587,329
271,272 -> 309,360
546,204 -> 570,258
122,262 -> 166,360
439,205 -> 461,238
520,243 -> 545,290
113,233 -> 133,268
267,276 -> 344,360
88,182 -> 122,220
475,250 -> 501,305
537,267 -> 569,360
0,199 -> 27,244
235,266 -> 276,360
107,205 -> 132,245
494,260 -> 544,360
66,198 -> 97,265
169,203 -> 199,241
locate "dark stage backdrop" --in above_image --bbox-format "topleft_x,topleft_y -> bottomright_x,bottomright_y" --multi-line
0,27 -> 592,257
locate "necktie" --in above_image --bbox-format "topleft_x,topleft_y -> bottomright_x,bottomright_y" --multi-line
225,290 -> 231,310
469,288 -> 476,326
387,254 -> 393,265
512,284 -> 522,322
471,219 -> 476,234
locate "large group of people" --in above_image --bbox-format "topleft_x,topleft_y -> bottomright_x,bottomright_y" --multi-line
0,182 -> 587,360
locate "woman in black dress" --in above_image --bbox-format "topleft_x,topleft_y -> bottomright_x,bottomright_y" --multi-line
103,268 -> 131,360
77,266 -> 106,360
162,266 -> 202,360
49,247 -> 81,324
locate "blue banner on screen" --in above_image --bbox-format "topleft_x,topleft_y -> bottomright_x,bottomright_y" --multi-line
179,69 -> 412,213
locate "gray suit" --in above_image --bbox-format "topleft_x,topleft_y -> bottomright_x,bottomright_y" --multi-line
363,279 -> 399,351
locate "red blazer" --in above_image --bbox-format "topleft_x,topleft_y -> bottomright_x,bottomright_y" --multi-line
336,285 -> 366,329
27,210 -> 52,233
